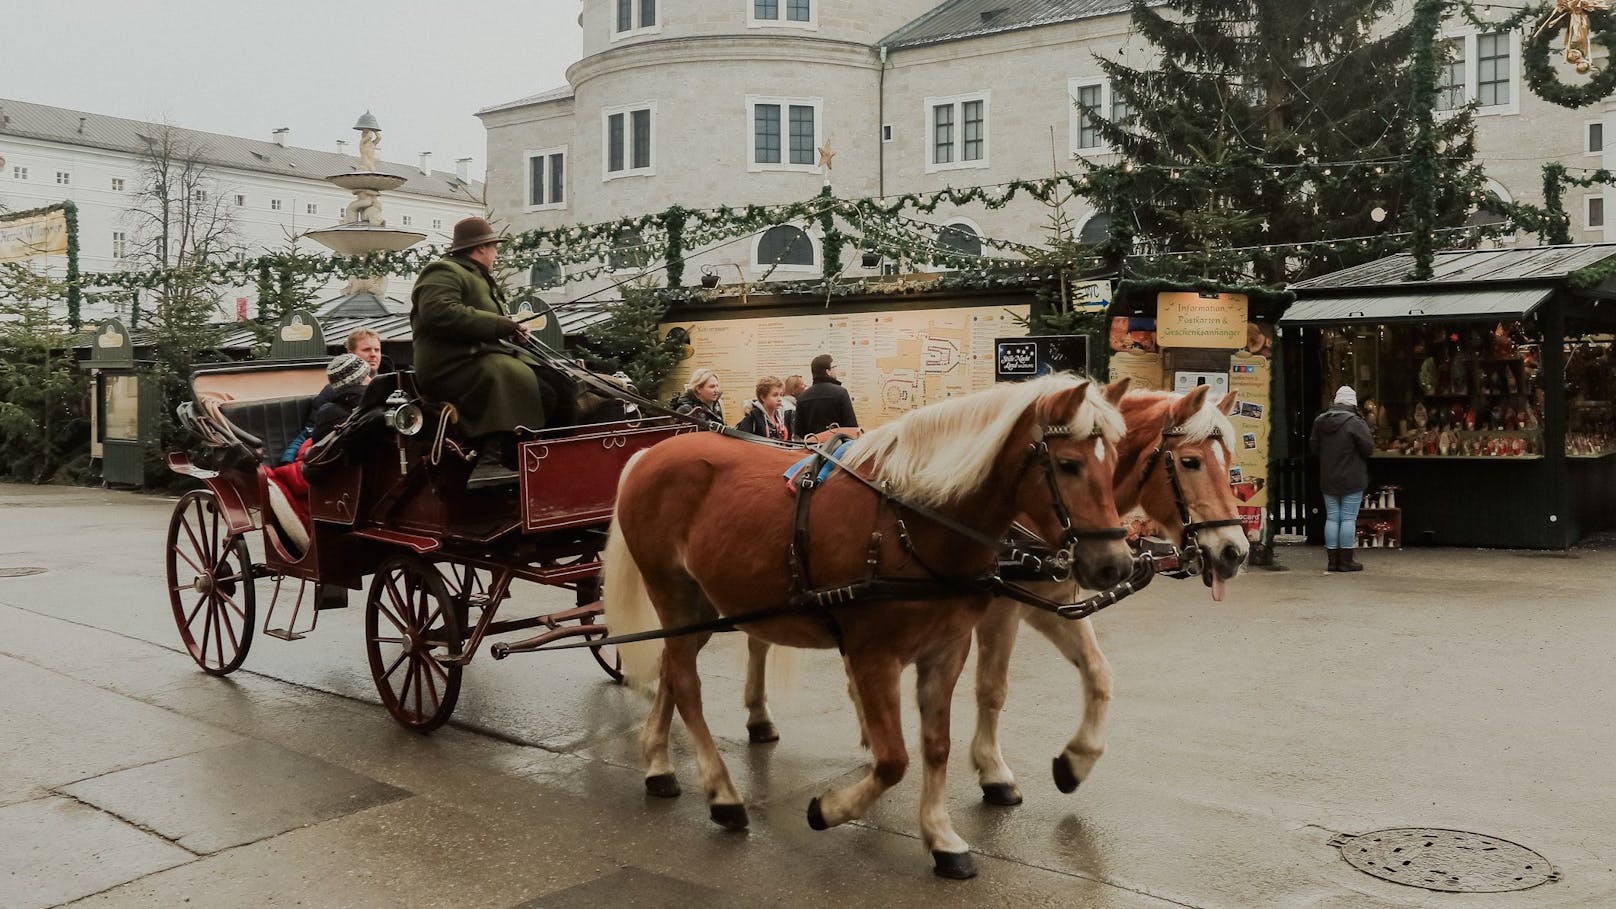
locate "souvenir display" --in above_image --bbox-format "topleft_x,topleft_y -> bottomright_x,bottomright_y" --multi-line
1564,334 -> 1616,457
1320,321 -> 1546,458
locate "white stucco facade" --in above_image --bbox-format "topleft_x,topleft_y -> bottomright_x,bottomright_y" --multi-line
480,0 -> 1616,306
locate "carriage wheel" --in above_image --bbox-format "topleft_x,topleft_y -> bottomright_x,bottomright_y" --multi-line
165,489 -> 255,675
365,556 -> 463,732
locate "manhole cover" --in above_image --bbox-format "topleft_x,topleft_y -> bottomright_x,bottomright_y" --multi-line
1332,828 -> 1558,893
0,567 -> 46,578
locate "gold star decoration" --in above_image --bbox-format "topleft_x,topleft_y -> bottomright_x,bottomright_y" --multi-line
818,139 -> 837,171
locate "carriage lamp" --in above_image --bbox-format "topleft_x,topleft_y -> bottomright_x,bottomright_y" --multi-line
699,266 -> 721,289
382,390 -> 424,436
861,249 -> 882,268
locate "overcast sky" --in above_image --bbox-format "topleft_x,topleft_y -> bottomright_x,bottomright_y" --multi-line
1,1 -> 582,180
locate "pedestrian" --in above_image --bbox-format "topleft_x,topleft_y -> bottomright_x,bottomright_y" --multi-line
1310,385 -> 1373,573
670,367 -> 725,424
783,374 -> 807,406
736,375 -> 794,441
794,354 -> 858,438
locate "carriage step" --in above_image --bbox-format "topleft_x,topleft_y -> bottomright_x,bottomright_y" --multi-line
263,627 -> 307,641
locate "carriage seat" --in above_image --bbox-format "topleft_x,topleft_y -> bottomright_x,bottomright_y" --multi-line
219,396 -> 316,466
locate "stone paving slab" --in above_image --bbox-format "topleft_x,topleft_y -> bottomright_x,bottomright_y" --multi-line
512,866 -> 773,908
0,654 -> 240,807
0,796 -> 193,909
60,739 -> 408,855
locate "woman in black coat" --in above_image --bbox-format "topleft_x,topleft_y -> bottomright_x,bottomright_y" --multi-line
1309,385 -> 1374,573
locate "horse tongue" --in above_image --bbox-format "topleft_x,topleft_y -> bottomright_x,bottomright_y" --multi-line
1209,573 -> 1227,603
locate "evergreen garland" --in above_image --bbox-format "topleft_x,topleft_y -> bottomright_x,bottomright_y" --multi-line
62,201 -> 81,329
1523,8 -> 1616,108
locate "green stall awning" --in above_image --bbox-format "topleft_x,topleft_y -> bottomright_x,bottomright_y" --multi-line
1279,286 -> 1552,327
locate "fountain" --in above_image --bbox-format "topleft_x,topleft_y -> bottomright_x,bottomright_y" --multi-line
305,112 -> 428,315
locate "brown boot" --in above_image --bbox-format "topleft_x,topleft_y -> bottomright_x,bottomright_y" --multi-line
1339,548 -> 1364,572
1326,548 -> 1340,572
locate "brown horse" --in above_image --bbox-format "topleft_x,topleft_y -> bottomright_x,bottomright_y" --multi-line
604,375 -> 1135,879
740,384 -> 1250,806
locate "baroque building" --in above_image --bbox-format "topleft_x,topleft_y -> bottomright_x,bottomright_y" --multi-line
479,0 -> 1614,304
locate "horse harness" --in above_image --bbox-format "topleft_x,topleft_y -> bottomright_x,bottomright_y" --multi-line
1136,416 -> 1246,582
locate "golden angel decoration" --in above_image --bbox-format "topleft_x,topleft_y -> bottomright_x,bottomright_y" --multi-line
1538,0 -> 1612,74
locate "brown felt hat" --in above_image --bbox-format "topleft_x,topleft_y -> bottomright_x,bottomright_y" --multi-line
449,216 -> 502,253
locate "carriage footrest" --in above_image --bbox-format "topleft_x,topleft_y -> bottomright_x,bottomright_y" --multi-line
263,627 -> 308,641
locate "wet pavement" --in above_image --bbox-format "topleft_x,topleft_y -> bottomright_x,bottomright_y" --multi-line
0,482 -> 1613,908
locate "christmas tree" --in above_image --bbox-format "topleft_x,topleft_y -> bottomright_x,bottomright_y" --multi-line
1081,0 -> 1490,283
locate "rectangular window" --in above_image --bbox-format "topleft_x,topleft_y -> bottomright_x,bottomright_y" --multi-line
753,0 -> 812,25
933,104 -> 955,165
111,231 -> 127,260
961,99 -> 984,162
112,177 -> 125,191
631,109 -> 652,169
306,203 -> 318,215
526,148 -> 567,208
1590,122 -> 1605,154
11,166 -> 26,180
756,0 -> 778,18
755,104 -> 782,164
402,215 -> 413,226
1589,195 -> 1605,229
882,123 -> 893,143
603,104 -> 656,178
432,218 -> 444,230
270,198 -> 282,211
787,0 -> 810,21
56,171 -> 70,185
789,104 -> 815,165
1111,93 -> 1133,130
234,194 -> 246,206
1477,32 -> 1511,107
191,188 -> 207,202
613,0 -> 656,35
608,113 -> 626,172
926,92 -> 988,171
1438,39 -> 1466,111
1076,83 -> 1103,149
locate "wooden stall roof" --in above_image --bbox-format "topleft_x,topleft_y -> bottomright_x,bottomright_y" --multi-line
1280,286 -> 1553,326
1290,244 -> 1616,292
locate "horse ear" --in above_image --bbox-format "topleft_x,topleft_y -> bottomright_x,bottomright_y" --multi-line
1038,381 -> 1091,425
1218,390 -> 1239,415
1102,376 -> 1132,405
1171,385 -> 1210,424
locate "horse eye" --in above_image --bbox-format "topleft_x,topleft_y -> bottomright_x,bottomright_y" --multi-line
1180,456 -> 1202,470
1057,459 -> 1082,475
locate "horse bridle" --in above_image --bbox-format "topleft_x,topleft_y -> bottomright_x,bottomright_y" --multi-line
1136,416 -> 1245,580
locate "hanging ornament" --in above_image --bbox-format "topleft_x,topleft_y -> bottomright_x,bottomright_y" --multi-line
1371,207 -> 1388,223
1536,0 -> 1610,74
1525,1 -> 1616,107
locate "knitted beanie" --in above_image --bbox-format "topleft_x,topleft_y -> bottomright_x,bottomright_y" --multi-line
327,353 -> 369,390
1334,385 -> 1358,407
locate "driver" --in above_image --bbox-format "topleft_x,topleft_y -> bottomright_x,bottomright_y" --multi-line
410,217 -> 575,482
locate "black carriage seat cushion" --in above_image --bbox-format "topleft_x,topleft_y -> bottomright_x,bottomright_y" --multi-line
219,396 -> 315,466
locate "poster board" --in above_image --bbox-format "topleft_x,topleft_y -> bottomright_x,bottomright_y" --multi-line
1157,291 -> 1247,349
1228,351 -> 1272,539
994,334 -> 1089,382
0,209 -> 69,262
662,304 -> 1028,428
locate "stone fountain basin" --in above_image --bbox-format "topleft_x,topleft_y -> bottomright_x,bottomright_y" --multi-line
327,172 -> 410,192
305,224 -> 429,255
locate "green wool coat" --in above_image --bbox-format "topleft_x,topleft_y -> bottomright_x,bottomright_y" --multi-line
409,255 -> 548,438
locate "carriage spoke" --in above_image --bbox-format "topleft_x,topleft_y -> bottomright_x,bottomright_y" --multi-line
422,655 -> 449,683
179,522 -> 206,570
209,506 -> 221,564
412,658 -> 426,718
185,594 -> 207,629
198,596 -> 215,660
192,499 -> 213,563
374,597 -> 410,637
174,544 -> 202,578
420,655 -> 440,706
211,599 -> 226,668
370,636 -> 407,646
219,599 -> 240,652
218,591 -> 248,623
381,650 -> 408,681
397,657 -> 416,713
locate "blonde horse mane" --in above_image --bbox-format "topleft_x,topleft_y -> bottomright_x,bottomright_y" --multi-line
1124,389 -> 1238,462
841,374 -> 1124,509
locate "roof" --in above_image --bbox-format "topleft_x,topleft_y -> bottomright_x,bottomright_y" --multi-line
476,85 -> 577,117
1290,244 -> 1616,292
0,98 -> 483,203
1280,286 -> 1553,327
882,0 -> 1147,50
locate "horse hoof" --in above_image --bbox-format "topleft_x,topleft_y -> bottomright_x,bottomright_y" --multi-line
1052,756 -> 1080,794
747,721 -> 780,744
806,797 -> 829,831
981,783 -> 1023,807
932,850 -> 978,880
709,803 -> 749,830
645,773 -> 681,798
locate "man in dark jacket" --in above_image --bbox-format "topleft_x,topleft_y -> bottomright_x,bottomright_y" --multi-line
794,354 -> 859,438
410,217 -> 575,483
1309,385 -> 1375,573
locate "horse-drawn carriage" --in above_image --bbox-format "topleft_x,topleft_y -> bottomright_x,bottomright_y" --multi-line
163,358 -> 690,731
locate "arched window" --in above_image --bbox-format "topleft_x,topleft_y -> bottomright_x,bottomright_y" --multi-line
529,259 -> 563,289
1465,179 -> 1513,230
1077,212 -> 1113,246
609,229 -> 650,271
937,222 -> 983,258
756,225 -> 815,267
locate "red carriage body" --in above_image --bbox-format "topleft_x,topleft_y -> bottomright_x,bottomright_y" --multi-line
163,361 -> 691,730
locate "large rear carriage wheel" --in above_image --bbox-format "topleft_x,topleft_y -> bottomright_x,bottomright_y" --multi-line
165,489 -> 255,675
366,556 -> 463,732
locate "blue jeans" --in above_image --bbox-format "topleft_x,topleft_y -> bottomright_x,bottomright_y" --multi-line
1323,492 -> 1363,550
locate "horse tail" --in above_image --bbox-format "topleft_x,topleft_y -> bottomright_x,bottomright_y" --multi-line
604,450 -> 662,695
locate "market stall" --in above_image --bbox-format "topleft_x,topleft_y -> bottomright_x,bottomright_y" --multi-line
1284,245 -> 1616,549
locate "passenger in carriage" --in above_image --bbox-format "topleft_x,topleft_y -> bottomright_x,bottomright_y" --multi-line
310,353 -> 370,443
410,217 -> 578,484
345,327 -> 394,377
